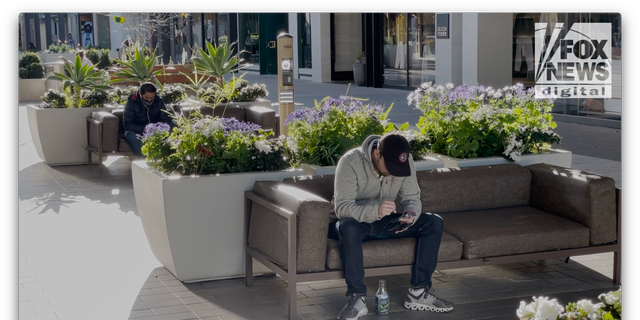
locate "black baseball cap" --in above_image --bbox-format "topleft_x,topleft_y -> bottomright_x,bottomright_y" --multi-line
378,133 -> 411,177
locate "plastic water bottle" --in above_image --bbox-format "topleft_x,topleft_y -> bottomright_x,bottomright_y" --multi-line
375,279 -> 389,315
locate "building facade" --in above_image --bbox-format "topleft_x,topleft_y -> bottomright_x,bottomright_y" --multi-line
19,12 -> 622,124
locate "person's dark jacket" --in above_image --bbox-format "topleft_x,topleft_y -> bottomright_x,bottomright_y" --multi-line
123,92 -> 175,134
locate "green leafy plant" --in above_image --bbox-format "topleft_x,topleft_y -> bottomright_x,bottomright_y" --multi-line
196,74 -> 268,104
409,82 -> 561,162
83,90 -> 113,108
19,52 -> 44,79
86,48 -> 101,65
97,49 -> 113,70
159,84 -> 187,105
190,40 -> 247,87
284,95 -> 401,167
517,287 -> 621,320
139,115 -> 291,176
48,43 -> 73,53
40,89 -> 67,108
110,86 -> 138,105
45,55 -> 111,108
110,46 -> 163,87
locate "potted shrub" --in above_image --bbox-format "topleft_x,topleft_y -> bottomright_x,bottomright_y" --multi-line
409,82 -> 571,168
26,55 -> 114,165
131,110 -> 300,282
353,51 -> 366,86
18,52 -> 45,101
110,46 -> 163,87
283,95 -> 442,175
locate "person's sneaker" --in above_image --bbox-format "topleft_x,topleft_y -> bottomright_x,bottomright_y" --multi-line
404,288 -> 454,312
337,293 -> 368,320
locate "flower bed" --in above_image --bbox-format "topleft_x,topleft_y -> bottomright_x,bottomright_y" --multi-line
409,82 -> 561,163
140,112 -> 291,175
517,287 -> 621,320
284,95 -> 430,167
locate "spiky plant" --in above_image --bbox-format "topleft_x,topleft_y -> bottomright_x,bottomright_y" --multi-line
46,55 -> 111,108
190,40 -> 247,88
110,46 -> 163,87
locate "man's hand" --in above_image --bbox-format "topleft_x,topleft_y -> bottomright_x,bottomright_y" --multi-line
395,211 -> 417,234
378,200 -> 397,219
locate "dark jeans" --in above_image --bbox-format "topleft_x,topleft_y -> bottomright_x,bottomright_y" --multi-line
124,130 -> 143,156
328,213 -> 443,297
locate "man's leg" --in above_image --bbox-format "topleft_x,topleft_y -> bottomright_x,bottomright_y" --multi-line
330,218 -> 370,320
371,213 -> 454,312
124,130 -> 143,156
334,218 -> 369,296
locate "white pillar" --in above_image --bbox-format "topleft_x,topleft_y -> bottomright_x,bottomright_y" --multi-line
462,13 -> 513,88
435,13 -> 463,86
311,13 -> 332,82
288,13 -> 299,79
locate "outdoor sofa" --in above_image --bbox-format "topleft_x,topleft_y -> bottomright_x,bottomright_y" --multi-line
244,163 -> 621,320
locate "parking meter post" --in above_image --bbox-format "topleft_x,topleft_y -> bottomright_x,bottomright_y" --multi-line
277,32 -> 294,136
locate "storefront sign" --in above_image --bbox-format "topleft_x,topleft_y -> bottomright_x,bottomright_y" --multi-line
436,14 -> 450,39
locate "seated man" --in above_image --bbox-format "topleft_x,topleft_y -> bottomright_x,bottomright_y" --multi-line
123,82 -> 175,156
331,133 -> 454,320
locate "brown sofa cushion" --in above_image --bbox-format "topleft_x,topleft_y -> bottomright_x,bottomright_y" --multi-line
526,163 -> 617,245
417,164 -> 532,213
112,109 -> 125,135
119,138 -> 132,153
440,206 -> 590,260
325,232 -> 463,270
283,175 -> 336,202
90,111 -> 119,152
249,181 -> 331,272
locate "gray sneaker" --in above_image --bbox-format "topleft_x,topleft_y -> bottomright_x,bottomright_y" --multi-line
337,293 -> 368,320
404,288 -> 454,312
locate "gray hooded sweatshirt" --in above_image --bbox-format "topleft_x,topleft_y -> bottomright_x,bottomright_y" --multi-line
333,135 -> 423,224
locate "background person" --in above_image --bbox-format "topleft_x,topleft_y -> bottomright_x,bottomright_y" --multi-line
123,83 -> 175,156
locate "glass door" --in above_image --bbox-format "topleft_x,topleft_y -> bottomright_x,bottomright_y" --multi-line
331,13 -> 362,81
382,13 -> 408,86
409,13 -> 436,87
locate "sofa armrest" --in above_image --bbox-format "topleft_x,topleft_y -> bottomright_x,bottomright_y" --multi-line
247,180 -> 331,272
526,163 -> 617,245
88,111 -> 119,152
245,106 -> 277,135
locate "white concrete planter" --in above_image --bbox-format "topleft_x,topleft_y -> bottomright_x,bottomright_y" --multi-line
131,161 -> 303,282
428,149 -> 573,168
26,105 -> 112,165
38,52 -> 77,63
19,79 -> 46,102
300,155 -> 445,175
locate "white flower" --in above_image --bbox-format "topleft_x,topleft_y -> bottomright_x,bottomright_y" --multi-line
399,130 -> 417,142
445,83 -> 454,89
254,140 -> 272,154
576,299 -> 603,320
420,82 -> 432,90
516,301 -> 536,319
534,297 -> 563,320
599,290 -> 620,305
286,136 -> 299,153
505,93 -> 513,100
493,90 -> 503,99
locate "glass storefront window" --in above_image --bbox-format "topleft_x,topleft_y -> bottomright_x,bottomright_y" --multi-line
204,13 -> 215,45
383,13 -> 408,86
191,13 -> 203,49
409,13 -> 436,87
512,12 -> 621,120
238,13 -> 259,69
298,13 -> 312,68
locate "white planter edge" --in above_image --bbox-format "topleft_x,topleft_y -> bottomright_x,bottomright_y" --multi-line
132,160 -> 304,282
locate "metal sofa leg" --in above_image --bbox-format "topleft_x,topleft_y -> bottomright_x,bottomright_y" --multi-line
288,278 -> 297,320
613,250 -> 621,284
245,253 -> 253,287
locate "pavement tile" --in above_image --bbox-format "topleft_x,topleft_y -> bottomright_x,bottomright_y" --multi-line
129,309 -> 156,318
151,305 -> 192,316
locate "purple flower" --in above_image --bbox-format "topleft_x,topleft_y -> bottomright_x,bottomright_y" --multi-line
284,95 -> 385,125
137,122 -> 171,140
220,118 -> 261,134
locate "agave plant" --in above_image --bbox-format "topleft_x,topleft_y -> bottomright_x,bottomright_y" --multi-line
110,46 -> 163,87
190,40 -> 247,88
46,55 -> 111,108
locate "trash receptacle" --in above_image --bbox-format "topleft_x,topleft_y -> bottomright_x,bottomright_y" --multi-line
43,61 -> 65,91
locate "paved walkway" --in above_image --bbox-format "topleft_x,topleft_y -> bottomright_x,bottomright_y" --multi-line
18,75 -> 623,320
